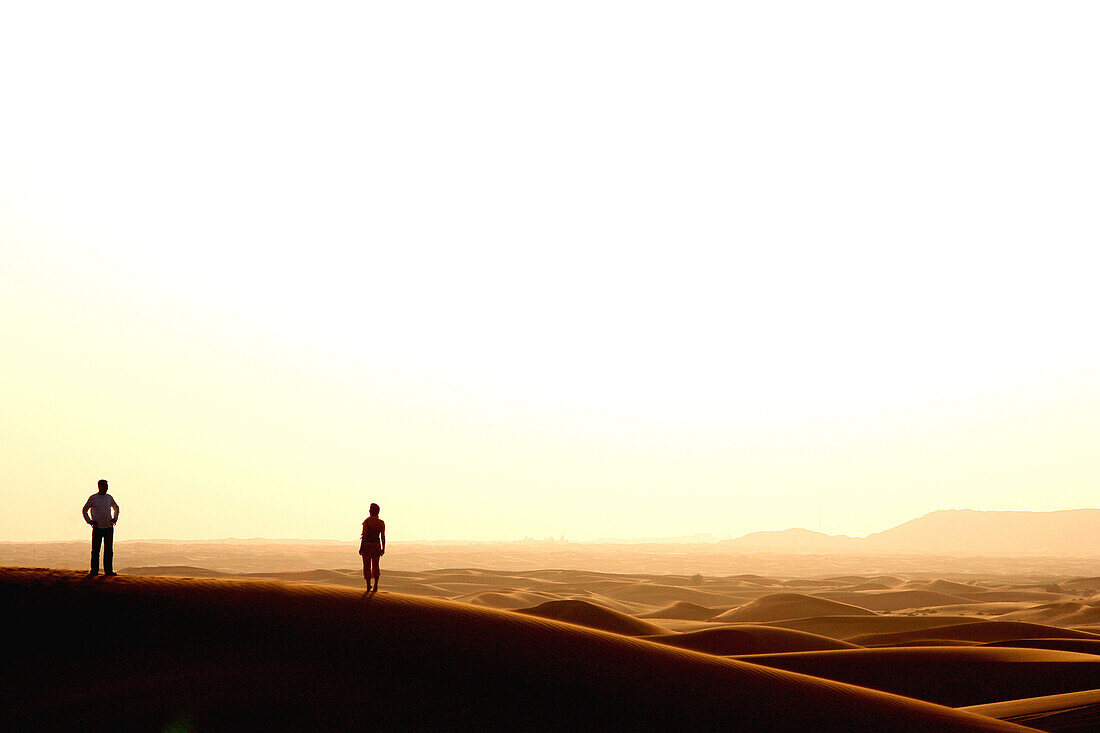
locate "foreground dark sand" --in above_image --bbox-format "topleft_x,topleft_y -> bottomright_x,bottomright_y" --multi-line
0,568 -> 1036,731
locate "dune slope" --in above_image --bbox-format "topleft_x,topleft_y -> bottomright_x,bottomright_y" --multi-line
732,647 -> 1100,707
513,598 -> 671,635
638,600 -> 721,620
0,568 -> 1029,731
961,689 -> 1100,733
711,593 -> 876,622
816,589 -> 973,612
851,621 -> 1100,647
642,625 -> 858,655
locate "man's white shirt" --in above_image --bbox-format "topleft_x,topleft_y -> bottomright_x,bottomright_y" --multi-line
84,494 -> 118,528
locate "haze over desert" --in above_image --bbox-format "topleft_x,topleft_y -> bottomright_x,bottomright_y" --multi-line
4,0 -> 1100,730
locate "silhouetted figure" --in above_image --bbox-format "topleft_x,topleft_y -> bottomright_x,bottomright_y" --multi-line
359,503 -> 385,592
82,479 -> 120,576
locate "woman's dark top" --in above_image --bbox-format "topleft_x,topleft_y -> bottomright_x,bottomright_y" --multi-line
361,517 -> 385,545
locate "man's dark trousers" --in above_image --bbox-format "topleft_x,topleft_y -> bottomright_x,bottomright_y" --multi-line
91,527 -> 114,575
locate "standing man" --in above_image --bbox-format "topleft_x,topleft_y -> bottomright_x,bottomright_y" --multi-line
82,479 -> 120,577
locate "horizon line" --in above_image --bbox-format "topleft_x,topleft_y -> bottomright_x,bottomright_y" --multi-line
7,506 -> 1100,545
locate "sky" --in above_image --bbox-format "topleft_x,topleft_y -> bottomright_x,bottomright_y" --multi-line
2,2 -> 1098,542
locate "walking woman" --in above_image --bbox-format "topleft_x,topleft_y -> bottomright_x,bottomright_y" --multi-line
360,503 -> 386,592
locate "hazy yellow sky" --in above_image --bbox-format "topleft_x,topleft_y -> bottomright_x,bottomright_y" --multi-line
2,2 -> 1098,542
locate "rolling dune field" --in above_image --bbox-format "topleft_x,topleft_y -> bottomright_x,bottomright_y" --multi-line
7,560 -> 1100,731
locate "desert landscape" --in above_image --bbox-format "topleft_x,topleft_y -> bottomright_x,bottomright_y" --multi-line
5,3 -> 1098,731
5,511 -> 1100,730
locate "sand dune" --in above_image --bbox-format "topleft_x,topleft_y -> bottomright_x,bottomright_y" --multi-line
962,689 -> 1100,733
728,573 -> 784,585
912,578 -> 993,595
968,591 -> 1073,604
1072,625 -> 1100,635
514,598 -> 671,636
919,602 -> 1039,617
599,582 -> 743,606
817,589 -> 974,612
732,646 -> 1100,706
642,625 -> 859,655
458,590 -> 560,609
638,600 -> 722,620
822,575 -> 881,585
1061,577 -> 1100,593
710,593 -> 877,622
781,578 -> 841,588
851,620 -> 1100,647
899,580 -> 1067,604
522,591 -> 647,615
0,569 -> 1030,731
981,638 -> 1100,655
863,575 -> 906,588
871,639 -> 982,647
760,614 -> 978,640
1000,602 -> 1100,626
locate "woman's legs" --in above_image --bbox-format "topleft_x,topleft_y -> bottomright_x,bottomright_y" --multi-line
363,546 -> 381,589
370,549 -> 381,587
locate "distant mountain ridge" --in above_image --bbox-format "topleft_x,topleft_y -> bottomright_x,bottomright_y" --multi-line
720,527 -> 861,553
722,509 -> 1100,556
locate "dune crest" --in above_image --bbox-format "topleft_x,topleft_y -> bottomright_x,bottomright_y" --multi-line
642,625 -> 859,655
513,598 -> 670,636
712,593 -> 877,622
638,600 -> 722,620
851,620 -> 1100,647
